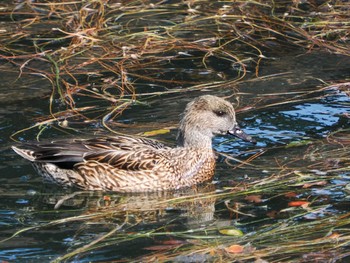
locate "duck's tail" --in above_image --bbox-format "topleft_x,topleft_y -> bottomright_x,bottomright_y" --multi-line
12,146 -> 36,162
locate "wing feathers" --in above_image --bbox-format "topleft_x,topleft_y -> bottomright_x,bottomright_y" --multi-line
84,149 -> 159,170
13,135 -> 166,171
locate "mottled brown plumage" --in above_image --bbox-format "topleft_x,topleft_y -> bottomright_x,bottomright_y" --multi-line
12,95 -> 254,192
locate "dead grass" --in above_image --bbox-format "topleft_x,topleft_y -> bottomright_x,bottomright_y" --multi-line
0,0 -> 349,138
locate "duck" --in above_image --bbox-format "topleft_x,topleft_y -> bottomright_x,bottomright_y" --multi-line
12,95 -> 255,192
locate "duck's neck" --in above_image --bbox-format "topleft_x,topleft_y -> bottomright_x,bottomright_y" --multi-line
176,128 -> 213,149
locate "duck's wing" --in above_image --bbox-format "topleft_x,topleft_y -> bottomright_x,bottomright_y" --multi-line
83,148 -> 162,171
82,136 -> 169,171
12,135 -> 169,170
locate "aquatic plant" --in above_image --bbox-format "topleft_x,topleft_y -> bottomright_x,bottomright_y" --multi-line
1,0 -> 349,138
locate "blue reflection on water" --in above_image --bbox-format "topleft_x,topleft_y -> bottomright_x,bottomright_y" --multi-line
215,92 -> 350,154
0,248 -> 53,261
281,102 -> 346,126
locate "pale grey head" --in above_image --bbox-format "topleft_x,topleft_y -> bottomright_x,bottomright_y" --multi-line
176,95 -> 254,148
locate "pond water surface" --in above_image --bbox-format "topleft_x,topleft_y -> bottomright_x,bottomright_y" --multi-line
1,49 -> 350,262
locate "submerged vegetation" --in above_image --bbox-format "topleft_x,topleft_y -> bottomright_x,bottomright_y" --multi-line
1,0 -> 350,262
3,135 -> 350,262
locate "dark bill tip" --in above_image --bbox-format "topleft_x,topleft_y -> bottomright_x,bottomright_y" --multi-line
228,126 -> 256,144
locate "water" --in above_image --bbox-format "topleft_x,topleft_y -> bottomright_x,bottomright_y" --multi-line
1,47 -> 350,261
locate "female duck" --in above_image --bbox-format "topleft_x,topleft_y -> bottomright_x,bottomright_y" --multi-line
12,95 -> 254,192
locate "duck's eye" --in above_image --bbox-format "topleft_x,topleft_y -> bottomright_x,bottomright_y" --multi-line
214,110 -> 227,117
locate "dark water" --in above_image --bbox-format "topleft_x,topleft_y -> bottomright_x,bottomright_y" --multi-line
1,50 -> 350,262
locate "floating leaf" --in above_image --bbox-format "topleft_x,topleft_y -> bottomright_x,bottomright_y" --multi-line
219,227 -> 244,236
245,195 -> 262,203
225,244 -> 244,254
288,201 -> 310,208
284,192 -> 298,198
142,128 -> 170,137
285,140 -> 313,148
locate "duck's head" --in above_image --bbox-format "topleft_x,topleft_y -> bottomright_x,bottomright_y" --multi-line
177,95 -> 255,147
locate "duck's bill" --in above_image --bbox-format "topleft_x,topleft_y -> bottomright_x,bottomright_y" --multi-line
228,126 -> 256,143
